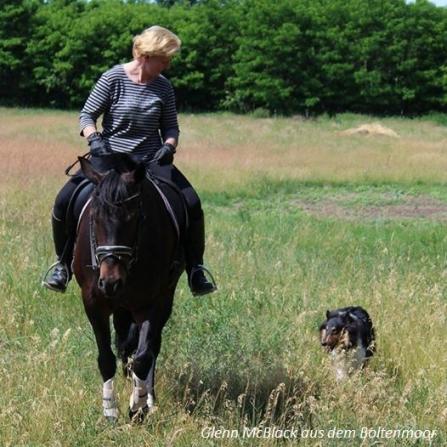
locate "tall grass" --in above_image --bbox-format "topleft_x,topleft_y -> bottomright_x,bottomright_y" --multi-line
0,108 -> 446,446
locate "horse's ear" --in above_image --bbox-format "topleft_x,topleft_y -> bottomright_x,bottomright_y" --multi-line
79,157 -> 104,185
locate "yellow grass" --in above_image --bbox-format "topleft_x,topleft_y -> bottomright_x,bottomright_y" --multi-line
177,113 -> 447,189
1,108 -> 447,192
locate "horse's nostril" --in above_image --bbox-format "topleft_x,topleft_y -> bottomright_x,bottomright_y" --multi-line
98,277 -> 124,297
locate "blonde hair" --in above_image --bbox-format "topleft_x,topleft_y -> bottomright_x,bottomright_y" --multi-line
132,26 -> 181,59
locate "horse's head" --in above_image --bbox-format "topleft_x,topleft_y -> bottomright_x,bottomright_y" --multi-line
80,155 -> 146,298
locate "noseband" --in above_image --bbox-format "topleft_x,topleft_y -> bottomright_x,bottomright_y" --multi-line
90,192 -> 141,271
95,245 -> 135,266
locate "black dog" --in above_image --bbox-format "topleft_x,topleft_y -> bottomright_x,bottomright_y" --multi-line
319,306 -> 375,380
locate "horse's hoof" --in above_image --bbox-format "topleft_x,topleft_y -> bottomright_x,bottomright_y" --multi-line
129,405 -> 149,423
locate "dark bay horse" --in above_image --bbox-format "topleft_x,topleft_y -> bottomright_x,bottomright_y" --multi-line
73,155 -> 184,421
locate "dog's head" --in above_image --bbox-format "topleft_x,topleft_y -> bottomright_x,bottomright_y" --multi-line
319,310 -> 355,352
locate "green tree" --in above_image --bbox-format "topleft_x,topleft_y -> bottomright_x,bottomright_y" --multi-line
225,0 -> 323,114
167,0 -> 240,110
225,0 -> 447,115
1,0 -> 446,113
0,0 -> 41,104
26,0 -> 86,106
394,0 -> 447,113
27,0 -> 166,107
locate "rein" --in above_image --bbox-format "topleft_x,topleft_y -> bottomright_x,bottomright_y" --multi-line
101,192 -> 140,208
65,152 -> 90,176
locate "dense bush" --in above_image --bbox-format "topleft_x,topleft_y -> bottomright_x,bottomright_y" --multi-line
1,0 -> 446,114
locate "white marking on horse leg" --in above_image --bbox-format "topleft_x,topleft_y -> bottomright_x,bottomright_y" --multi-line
147,391 -> 155,409
129,372 -> 155,412
103,378 -> 118,419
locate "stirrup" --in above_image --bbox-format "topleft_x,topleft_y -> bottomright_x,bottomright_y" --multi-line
188,264 -> 217,296
41,261 -> 70,293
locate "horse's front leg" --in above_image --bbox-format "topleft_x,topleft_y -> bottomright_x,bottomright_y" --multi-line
113,308 -> 138,377
129,319 -> 161,420
85,304 -> 118,421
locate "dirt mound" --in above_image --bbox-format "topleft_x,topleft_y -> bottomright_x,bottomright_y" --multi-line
339,123 -> 399,137
293,194 -> 447,221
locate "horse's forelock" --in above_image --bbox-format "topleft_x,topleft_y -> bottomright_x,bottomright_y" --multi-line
94,169 -> 131,210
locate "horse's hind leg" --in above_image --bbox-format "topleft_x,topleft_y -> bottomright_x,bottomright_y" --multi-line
129,298 -> 173,421
144,296 -> 174,407
113,308 -> 138,377
86,305 -> 118,421
128,319 -> 161,420
145,331 -> 161,405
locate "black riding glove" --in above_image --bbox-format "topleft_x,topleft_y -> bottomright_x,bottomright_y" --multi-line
153,143 -> 176,165
87,132 -> 111,157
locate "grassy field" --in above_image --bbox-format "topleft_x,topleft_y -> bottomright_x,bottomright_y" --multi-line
0,107 -> 446,446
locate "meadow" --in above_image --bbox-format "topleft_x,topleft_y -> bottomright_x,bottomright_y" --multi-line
0,107 -> 446,446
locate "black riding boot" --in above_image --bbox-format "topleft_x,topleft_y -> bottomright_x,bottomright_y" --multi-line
185,214 -> 217,296
42,215 -> 72,293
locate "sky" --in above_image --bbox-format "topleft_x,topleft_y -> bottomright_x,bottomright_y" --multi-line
407,0 -> 447,5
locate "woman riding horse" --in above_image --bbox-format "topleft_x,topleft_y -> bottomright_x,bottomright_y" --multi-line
42,25 -> 216,297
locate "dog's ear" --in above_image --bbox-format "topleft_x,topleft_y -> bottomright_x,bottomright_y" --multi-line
326,310 -> 331,319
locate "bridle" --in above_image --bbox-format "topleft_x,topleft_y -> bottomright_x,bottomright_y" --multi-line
89,191 -> 142,272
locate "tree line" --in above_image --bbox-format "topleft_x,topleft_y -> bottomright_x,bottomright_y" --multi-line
1,0 -> 447,115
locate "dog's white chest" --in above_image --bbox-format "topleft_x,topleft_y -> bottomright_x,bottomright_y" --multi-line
331,344 -> 367,381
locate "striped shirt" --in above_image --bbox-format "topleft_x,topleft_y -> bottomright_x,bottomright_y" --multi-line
79,64 -> 179,161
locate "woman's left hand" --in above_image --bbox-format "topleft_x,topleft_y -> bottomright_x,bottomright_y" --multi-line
153,143 -> 176,165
